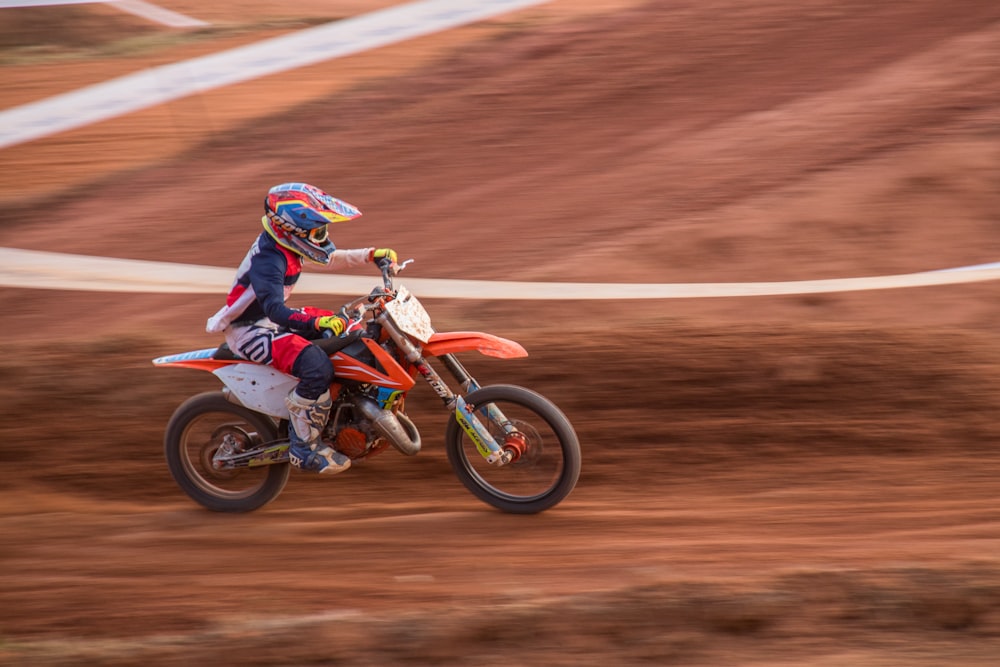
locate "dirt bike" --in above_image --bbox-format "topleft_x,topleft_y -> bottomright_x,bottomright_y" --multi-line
153,260 -> 581,514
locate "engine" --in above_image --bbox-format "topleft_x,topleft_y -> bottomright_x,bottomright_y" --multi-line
325,384 -> 422,459
324,394 -> 388,459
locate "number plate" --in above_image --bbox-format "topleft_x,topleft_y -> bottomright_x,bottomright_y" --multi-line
385,286 -> 435,342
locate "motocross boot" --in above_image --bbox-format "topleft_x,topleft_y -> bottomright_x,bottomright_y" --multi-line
286,389 -> 351,475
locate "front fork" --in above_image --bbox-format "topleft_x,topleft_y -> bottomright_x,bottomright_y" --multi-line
378,314 -> 520,465
438,354 -> 526,461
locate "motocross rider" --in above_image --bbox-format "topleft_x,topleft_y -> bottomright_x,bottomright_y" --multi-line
207,182 -> 398,475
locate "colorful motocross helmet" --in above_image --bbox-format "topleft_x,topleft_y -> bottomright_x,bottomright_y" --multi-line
262,183 -> 362,264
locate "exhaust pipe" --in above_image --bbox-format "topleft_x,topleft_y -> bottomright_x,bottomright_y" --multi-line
355,398 -> 421,456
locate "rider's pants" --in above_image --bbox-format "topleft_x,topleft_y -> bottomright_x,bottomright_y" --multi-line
226,320 -> 333,400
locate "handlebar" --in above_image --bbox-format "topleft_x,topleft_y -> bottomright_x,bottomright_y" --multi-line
375,257 -> 414,291
328,258 -> 415,331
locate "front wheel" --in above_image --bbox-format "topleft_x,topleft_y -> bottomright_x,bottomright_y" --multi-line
164,391 -> 290,512
445,384 -> 581,514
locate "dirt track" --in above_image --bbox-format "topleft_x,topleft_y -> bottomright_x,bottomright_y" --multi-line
3,1 -> 1000,665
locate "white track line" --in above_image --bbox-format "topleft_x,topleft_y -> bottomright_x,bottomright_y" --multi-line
0,0 -> 207,27
4,3 -> 997,299
0,0 -> 552,149
2,248 -> 1000,299
1,0 -> 106,6
110,0 -> 208,28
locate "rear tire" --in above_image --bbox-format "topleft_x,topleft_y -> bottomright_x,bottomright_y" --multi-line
164,391 -> 290,512
445,384 -> 581,514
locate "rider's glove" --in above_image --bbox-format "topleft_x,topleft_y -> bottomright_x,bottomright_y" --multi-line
314,314 -> 348,336
371,248 -> 398,269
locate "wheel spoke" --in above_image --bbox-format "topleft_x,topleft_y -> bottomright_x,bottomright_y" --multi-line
165,392 -> 290,512
180,415 -> 271,498
446,385 -> 580,513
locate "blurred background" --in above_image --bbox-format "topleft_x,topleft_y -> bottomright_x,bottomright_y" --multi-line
2,1 -> 1000,664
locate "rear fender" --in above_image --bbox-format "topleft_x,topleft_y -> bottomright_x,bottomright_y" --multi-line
152,348 -> 238,372
153,349 -> 294,418
213,364 -> 297,419
422,331 -> 528,359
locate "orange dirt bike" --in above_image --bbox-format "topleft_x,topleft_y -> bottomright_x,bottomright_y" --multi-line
153,260 -> 581,514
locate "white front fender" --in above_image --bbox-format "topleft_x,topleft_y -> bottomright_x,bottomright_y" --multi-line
213,364 -> 297,419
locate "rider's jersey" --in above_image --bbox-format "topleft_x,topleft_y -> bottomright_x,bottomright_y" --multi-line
207,232 -> 372,334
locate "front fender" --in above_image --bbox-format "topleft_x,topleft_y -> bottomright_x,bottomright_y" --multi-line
422,331 -> 528,359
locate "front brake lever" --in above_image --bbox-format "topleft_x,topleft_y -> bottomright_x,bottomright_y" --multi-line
378,257 -> 414,291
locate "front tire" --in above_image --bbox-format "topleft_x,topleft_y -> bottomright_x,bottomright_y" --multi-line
164,391 -> 290,512
445,384 -> 581,514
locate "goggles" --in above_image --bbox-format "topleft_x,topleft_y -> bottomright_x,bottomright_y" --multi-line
308,225 -> 329,245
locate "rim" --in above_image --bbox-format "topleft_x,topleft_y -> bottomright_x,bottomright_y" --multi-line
457,405 -> 565,502
179,414 -> 272,499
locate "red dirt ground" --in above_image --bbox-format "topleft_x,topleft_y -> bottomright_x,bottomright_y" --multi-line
3,1 -> 1000,664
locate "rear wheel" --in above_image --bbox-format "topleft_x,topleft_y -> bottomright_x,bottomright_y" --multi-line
445,384 -> 581,514
164,391 -> 289,512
